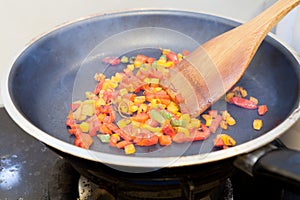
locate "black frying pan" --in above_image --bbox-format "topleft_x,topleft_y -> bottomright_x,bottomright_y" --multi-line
2,9 -> 300,186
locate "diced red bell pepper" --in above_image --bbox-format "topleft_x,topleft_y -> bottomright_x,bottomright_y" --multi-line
213,137 -> 224,147
94,79 -> 105,94
190,126 -> 210,141
166,51 -> 179,64
162,120 -> 176,137
115,129 -> 133,142
230,97 -> 258,109
135,54 -> 149,63
147,57 -> 156,64
102,56 -> 121,65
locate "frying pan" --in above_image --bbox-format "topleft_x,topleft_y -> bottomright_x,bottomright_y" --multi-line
1,9 -> 300,185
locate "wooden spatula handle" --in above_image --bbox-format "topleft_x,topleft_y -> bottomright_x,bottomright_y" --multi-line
180,0 -> 300,116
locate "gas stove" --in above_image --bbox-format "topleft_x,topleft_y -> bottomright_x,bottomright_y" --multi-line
1,107 -> 300,200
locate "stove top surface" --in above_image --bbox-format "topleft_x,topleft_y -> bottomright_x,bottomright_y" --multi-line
0,108 -> 60,199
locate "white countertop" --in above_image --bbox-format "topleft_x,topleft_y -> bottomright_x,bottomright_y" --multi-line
1,0 -> 299,149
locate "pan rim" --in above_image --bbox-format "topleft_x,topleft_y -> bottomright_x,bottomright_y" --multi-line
1,9 -> 300,168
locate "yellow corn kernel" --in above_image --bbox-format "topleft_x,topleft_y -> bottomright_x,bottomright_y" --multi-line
225,92 -> 235,102
111,133 -> 120,142
249,96 -> 259,105
202,114 -> 212,127
79,122 -> 89,133
153,87 -> 162,92
115,72 -> 123,80
129,105 -> 138,113
124,144 -> 136,154
222,110 -> 231,120
95,98 -> 106,107
220,121 -> 228,130
134,96 -> 146,104
167,102 -> 179,114
111,75 -> 121,83
177,53 -> 183,60
240,87 -> 248,97
134,60 -> 142,68
157,59 -> 166,66
219,134 -> 236,146
97,113 -> 106,122
253,119 -> 263,130
226,116 -> 236,126
138,103 -> 148,113
127,64 -> 135,71
102,79 -> 118,90
164,61 -> 174,67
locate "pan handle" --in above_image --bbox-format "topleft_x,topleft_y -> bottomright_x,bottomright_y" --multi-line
234,143 -> 300,191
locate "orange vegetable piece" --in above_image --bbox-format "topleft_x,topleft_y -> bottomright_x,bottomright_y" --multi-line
159,135 -> 172,146
116,140 -> 132,149
131,112 -> 150,123
258,105 -> 268,116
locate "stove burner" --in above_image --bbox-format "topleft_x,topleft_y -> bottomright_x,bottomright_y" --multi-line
47,157 -> 300,200
48,157 -> 234,200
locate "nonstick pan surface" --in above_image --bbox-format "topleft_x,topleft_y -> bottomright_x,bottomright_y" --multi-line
2,10 -> 299,168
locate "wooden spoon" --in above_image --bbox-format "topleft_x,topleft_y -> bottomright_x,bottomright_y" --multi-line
168,0 -> 300,117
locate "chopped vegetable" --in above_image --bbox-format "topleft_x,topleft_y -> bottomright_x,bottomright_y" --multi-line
124,144 -> 136,154
214,134 -> 236,149
97,134 -> 110,143
258,105 -> 268,116
66,48 -> 269,154
230,96 -> 258,109
253,119 -> 263,130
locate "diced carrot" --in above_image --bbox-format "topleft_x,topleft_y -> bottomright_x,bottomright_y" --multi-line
116,140 -> 132,149
159,135 -> 172,146
258,105 -> 268,116
135,135 -> 159,146
131,112 -> 150,123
